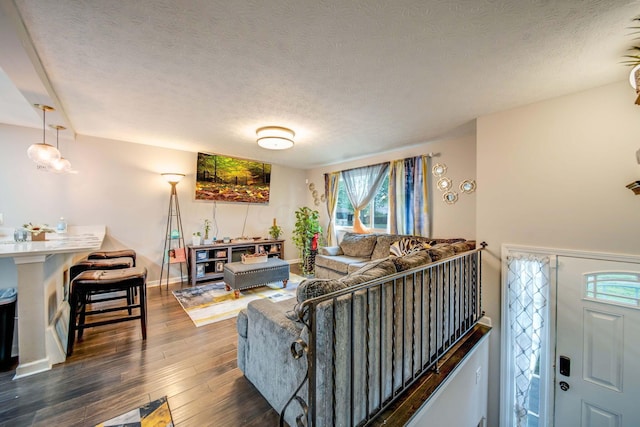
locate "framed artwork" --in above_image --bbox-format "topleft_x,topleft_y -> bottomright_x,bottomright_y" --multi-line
215,261 -> 226,272
195,152 -> 272,203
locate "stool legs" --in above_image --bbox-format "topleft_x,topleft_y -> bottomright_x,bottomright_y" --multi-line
67,267 -> 147,356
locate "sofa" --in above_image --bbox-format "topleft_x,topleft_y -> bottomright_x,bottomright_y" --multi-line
314,232 -> 465,279
237,236 -> 478,426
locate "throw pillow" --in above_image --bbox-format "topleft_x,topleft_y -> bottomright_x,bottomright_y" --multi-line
339,233 -> 378,257
392,250 -> 432,272
296,278 -> 346,303
427,244 -> 456,261
390,237 -> 431,257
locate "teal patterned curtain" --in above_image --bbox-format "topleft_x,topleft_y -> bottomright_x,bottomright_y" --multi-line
389,155 -> 430,236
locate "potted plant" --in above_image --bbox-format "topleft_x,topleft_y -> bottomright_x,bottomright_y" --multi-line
269,218 -> 282,240
192,232 -> 202,246
203,219 -> 212,244
292,207 -> 322,276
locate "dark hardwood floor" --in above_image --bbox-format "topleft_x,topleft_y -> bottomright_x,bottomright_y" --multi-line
0,281 -> 280,427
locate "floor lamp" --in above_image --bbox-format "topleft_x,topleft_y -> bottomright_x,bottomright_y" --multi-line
160,173 -> 186,292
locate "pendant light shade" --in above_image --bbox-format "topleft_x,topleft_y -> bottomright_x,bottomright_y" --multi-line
27,104 -> 60,166
48,125 -> 72,173
256,126 -> 295,150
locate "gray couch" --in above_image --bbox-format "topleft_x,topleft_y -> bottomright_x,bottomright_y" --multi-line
315,232 -> 465,279
237,238 -> 477,426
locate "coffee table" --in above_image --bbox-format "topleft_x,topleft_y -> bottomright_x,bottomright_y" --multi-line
223,257 -> 290,298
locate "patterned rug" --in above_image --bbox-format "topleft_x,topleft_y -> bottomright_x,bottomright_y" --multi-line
95,396 -> 173,427
172,273 -> 304,327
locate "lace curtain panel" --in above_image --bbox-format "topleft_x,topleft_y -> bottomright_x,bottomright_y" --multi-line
389,155 -> 430,236
341,162 -> 389,233
506,254 -> 550,427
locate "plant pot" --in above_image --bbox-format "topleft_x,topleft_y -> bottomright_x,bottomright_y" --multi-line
192,236 -> 201,246
31,232 -> 46,242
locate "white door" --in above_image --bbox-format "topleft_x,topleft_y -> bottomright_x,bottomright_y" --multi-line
555,256 -> 640,427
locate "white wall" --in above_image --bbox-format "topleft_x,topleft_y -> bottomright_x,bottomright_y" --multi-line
306,133 -> 477,240
476,80 -> 640,426
407,332 -> 489,427
0,125 -> 308,286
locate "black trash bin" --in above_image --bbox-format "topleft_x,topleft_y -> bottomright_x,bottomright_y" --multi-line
0,287 -> 17,369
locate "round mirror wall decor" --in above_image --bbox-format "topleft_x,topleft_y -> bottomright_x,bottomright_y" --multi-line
432,163 -> 447,177
459,179 -> 477,194
443,191 -> 458,204
437,177 -> 452,191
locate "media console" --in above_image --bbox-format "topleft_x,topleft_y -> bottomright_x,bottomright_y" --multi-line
186,239 -> 285,286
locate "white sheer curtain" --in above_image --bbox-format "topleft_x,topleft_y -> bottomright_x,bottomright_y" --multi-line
341,163 -> 389,233
506,253 -> 550,427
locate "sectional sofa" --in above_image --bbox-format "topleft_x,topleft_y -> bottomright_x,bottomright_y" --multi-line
237,235 -> 480,426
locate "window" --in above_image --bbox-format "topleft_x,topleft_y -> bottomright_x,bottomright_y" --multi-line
585,272 -> 640,308
334,174 -> 389,230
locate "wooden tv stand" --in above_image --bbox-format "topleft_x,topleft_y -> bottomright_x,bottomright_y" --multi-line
186,239 -> 284,287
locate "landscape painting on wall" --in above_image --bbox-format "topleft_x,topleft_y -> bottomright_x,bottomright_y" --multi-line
195,152 -> 271,203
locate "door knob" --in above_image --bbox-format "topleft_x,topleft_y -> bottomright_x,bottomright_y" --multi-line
559,381 -> 570,391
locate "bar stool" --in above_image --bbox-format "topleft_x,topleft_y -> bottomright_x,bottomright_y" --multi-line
69,257 -> 135,311
67,266 -> 147,356
87,249 -> 136,267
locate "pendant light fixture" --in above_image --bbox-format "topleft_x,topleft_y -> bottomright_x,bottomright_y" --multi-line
48,125 -> 72,173
27,104 -> 61,166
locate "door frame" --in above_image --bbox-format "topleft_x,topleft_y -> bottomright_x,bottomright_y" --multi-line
500,244 -> 640,427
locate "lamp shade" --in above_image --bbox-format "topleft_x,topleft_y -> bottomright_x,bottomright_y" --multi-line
27,142 -> 61,166
162,173 -> 185,184
50,157 -> 72,173
256,126 -> 295,150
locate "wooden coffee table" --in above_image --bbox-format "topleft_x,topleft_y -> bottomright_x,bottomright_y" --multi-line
223,258 -> 290,298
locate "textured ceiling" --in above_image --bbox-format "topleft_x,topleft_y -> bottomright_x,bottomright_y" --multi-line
1,0 -> 638,168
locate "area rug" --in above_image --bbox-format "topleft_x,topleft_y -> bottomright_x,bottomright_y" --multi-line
95,396 -> 173,427
172,273 -> 304,327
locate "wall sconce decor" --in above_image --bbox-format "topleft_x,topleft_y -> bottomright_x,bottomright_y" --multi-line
432,163 -> 447,177
307,181 -> 326,206
459,180 -> 477,194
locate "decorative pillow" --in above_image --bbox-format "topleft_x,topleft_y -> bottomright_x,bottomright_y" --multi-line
392,251 -> 432,272
427,244 -> 456,261
339,233 -> 378,257
341,259 -> 397,287
450,240 -> 476,253
390,237 -> 431,257
296,278 -> 346,303
319,246 -> 343,256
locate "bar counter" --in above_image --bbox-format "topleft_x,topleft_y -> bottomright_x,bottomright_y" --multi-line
0,226 -> 105,378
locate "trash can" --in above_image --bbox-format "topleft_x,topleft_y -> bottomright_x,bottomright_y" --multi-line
0,287 -> 17,368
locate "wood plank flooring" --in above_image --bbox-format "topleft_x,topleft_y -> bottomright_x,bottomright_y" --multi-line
0,282 -> 279,427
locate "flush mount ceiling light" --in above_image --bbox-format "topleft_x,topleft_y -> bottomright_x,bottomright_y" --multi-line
256,126 -> 295,150
48,125 -> 72,173
27,104 -> 61,166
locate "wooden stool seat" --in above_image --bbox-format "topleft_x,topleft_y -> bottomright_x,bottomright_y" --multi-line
67,266 -> 147,356
87,249 -> 137,267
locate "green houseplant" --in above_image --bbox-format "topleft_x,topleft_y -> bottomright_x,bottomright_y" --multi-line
269,218 -> 282,240
292,207 -> 322,276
